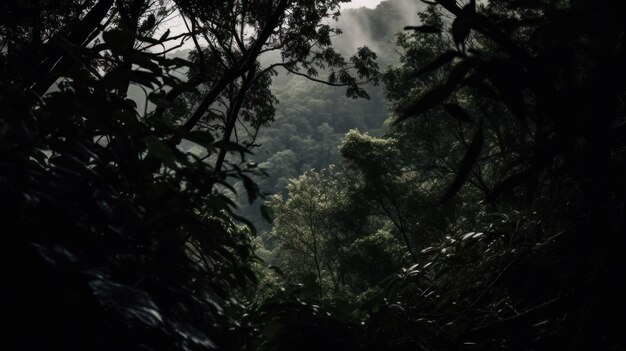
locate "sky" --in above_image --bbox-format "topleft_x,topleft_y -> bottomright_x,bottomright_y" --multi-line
162,0 -> 388,51
342,0 -> 385,9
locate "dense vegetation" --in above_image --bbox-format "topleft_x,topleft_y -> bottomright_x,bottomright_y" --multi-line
2,0 -> 625,350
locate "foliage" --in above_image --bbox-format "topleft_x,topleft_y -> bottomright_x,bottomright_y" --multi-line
268,166 -> 388,298
263,1 -> 626,350
159,0 -> 380,163
231,0 -> 427,232
3,0 -> 626,350
1,0 -> 280,349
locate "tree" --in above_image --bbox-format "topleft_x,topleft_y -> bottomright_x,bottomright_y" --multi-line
357,0 -> 626,350
260,1 -> 626,349
1,1 -> 264,349
153,0 -> 380,181
269,168 -> 348,298
268,165 -> 404,299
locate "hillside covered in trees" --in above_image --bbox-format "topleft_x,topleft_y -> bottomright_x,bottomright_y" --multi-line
235,1 -> 425,229
2,1 -> 626,350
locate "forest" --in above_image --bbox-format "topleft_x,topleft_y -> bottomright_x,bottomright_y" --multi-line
1,0 -> 625,350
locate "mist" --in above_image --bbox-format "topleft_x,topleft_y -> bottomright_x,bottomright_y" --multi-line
332,0 -> 426,67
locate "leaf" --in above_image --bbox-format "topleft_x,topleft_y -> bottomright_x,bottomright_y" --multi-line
158,57 -> 191,68
125,98 -> 137,109
452,1 -> 480,50
144,136 -> 178,169
441,127 -> 484,201
102,30 -> 135,54
159,28 -> 170,42
131,52 -> 161,74
88,278 -> 164,327
231,212 -> 257,235
444,104 -> 473,122
103,68 -> 161,90
31,149 -> 48,165
260,204 -> 275,223
417,51 -> 460,75
101,69 -> 128,91
395,84 -> 456,124
91,43 -> 110,52
452,17 -> 472,49
127,70 -> 160,88
404,25 -> 441,33
241,174 -> 259,204
161,75 -> 183,87
142,14 -> 156,31
183,131 -> 215,149
148,94 -> 173,107
214,179 -> 237,195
